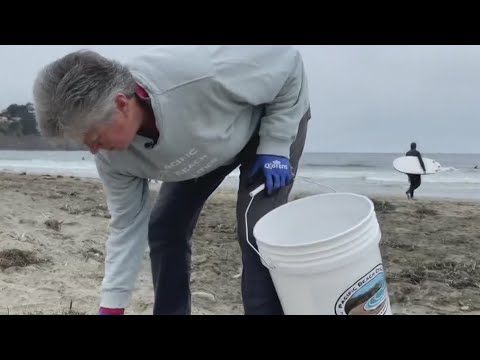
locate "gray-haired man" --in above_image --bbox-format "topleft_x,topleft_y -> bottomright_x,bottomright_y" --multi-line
33,45 -> 311,315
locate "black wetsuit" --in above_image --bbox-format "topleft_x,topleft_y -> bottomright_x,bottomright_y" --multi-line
406,149 -> 426,199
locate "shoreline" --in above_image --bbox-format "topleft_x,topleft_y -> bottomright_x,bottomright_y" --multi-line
0,135 -> 86,151
1,168 -> 478,204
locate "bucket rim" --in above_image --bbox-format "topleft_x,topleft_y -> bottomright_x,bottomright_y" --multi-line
258,218 -> 380,257
258,226 -> 381,264
254,192 -> 375,249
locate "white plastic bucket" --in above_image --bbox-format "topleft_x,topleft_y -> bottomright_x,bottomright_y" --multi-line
253,193 -> 392,315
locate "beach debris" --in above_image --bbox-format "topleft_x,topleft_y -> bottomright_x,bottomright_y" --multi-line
23,300 -> 87,315
415,206 -> 438,217
192,291 -> 216,302
83,248 -> 104,262
371,199 -> 396,212
0,249 -> 44,269
44,219 -> 63,231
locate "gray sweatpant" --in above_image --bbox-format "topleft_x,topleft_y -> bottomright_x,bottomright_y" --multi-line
148,109 -> 310,315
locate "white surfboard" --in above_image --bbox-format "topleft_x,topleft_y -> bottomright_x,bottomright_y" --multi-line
393,156 -> 441,175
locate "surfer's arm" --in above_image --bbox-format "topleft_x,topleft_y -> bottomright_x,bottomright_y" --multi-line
417,152 -> 426,172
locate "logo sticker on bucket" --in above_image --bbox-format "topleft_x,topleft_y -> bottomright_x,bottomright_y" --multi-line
335,264 -> 389,315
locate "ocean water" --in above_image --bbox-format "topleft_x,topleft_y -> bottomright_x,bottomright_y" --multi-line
296,152 -> 480,200
0,150 -> 479,200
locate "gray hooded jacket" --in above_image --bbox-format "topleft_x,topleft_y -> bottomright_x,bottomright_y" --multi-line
95,45 -> 310,307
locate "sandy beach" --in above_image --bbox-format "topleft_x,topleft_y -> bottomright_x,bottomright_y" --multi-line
1,172 -> 479,315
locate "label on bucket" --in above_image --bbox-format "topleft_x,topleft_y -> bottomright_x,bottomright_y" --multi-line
335,264 -> 390,315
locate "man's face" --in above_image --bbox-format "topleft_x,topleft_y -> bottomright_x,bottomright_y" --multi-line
83,94 -> 138,154
83,117 -> 134,154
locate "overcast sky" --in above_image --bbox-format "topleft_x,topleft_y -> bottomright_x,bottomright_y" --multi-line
1,45 -> 479,154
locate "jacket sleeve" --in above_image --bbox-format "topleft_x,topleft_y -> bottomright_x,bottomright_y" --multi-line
94,153 -> 152,308
210,45 -> 311,158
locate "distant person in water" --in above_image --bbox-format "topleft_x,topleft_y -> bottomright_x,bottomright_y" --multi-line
405,142 -> 426,200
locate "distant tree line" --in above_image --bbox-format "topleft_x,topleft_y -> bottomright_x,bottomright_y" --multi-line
0,103 -> 39,136
0,103 -> 85,150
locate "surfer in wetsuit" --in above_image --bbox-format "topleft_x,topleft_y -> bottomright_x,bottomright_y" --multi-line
405,142 -> 426,200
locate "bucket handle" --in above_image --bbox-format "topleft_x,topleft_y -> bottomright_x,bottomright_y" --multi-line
246,178 -> 337,270
245,188 -> 276,269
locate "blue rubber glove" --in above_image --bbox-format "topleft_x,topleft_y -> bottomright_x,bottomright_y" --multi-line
249,155 -> 292,195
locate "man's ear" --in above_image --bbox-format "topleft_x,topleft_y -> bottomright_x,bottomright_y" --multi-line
114,93 -> 129,115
